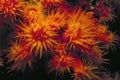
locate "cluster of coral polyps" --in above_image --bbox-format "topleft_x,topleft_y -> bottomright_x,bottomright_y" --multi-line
0,0 -> 119,80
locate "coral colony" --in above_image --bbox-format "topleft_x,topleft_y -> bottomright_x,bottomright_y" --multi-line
0,0 -> 120,80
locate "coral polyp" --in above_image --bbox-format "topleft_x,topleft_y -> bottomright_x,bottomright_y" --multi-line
49,53 -> 74,75
55,43 -> 68,55
41,0 -> 64,7
63,9 -> 97,54
72,58 -> 100,80
0,0 -> 25,21
8,42 -> 33,71
22,2 -> 43,23
103,32 -> 119,50
16,20 -> 57,58
94,0 -> 115,22
97,25 -> 119,49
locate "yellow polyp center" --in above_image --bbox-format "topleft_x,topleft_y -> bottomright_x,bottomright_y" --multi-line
98,26 -> 107,34
28,8 -> 38,16
73,29 -> 81,40
74,66 -> 87,77
29,10 -> 36,15
64,28 -> 82,42
59,55 -> 67,67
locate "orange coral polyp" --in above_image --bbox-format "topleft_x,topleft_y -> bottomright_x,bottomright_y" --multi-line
22,2 -> 43,22
49,54 -> 75,75
72,59 -> 99,80
55,43 -> 68,55
41,0 -> 64,7
16,20 -> 57,57
100,7 -> 114,21
0,0 -> 25,20
98,25 -> 108,34
63,9 -> 97,53
97,25 -> 114,45
72,59 -> 88,79
8,42 -> 33,71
